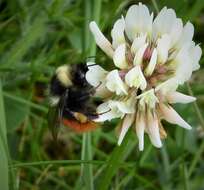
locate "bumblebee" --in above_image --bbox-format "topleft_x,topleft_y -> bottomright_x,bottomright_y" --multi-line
48,63 -> 99,138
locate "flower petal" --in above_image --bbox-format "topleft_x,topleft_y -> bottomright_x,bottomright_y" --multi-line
145,48 -> 158,76
106,70 -> 128,95
89,21 -> 114,58
138,89 -> 158,110
157,34 -> 171,64
153,7 -> 176,38
177,22 -> 194,48
125,3 -> 153,41
173,43 -> 192,84
95,82 -> 112,98
94,102 -> 123,122
113,44 -> 129,69
112,98 -> 136,114
147,112 -> 162,148
85,62 -> 108,87
118,114 -> 135,145
131,34 -> 147,55
111,17 -> 125,49
136,113 -> 145,151
170,18 -> 183,47
155,78 -> 178,95
159,103 -> 192,129
133,43 -> 148,65
191,44 -> 202,71
125,65 -> 147,90
167,91 -> 196,104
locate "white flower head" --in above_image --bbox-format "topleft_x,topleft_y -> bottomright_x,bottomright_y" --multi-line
87,3 -> 201,150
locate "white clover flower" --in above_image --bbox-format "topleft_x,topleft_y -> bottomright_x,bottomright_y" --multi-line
87,3 -> 202,150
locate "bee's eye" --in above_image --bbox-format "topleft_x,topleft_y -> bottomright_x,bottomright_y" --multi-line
72,64 -> 89,87
72,71 -> 87,86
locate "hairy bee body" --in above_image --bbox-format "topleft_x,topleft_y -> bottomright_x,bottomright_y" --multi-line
48,63 -> 98,137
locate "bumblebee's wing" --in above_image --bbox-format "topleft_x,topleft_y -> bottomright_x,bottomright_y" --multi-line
48,90 -> 68,140
47,105 -> 62,140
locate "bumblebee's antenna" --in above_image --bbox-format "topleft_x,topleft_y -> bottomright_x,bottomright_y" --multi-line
95,81 -> 102,89
98,108 -> 111,115
87,63 -> 97,67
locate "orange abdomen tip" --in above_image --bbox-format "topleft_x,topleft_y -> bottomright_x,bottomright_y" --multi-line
62,119 -> 98,133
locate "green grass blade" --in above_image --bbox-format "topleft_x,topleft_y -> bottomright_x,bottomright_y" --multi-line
81,0 -> 102,189
184,0 -> 204,21
188,140 -> 204,177
98,130 -> 132,190
0,80 -> 9,190
3,92 -> 48,113
80,0 -> 94,189
0,16 -> 46,68
11,160 -> 105,168
183,164 -> 189,190
81,133 -> 94,190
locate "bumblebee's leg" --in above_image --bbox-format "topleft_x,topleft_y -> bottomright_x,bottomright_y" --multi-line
63,107 -> 76,120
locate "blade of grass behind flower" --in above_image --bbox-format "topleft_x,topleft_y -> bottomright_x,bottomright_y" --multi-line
184,0 -> 204,21
0,80 -> 9,190
98,130 -> 132,190
183,163 -> 189,190
80,0 -> 93,188
81,133 -> 94,190
80,0 -> 102,189
0,16 -> 46,69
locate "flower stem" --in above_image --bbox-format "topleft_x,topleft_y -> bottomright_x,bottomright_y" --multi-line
98,130 -> 132,190
81,0 -> 102,190
187,82 -> 204,129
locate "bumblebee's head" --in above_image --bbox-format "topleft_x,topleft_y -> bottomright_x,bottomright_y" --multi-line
55,63 -> 89,87
49,63 -> 90,100
71,63 -> 89,87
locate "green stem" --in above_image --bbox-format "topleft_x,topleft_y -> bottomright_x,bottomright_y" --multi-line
187,82 -> 204,129
188,140 -> 204,177
98,130 -> 132,190
0,80 -> 10,190
10,160 -> 137,169
81,0 -> 102,189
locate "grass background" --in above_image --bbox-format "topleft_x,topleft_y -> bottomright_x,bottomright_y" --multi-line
0,0 -> 204,189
